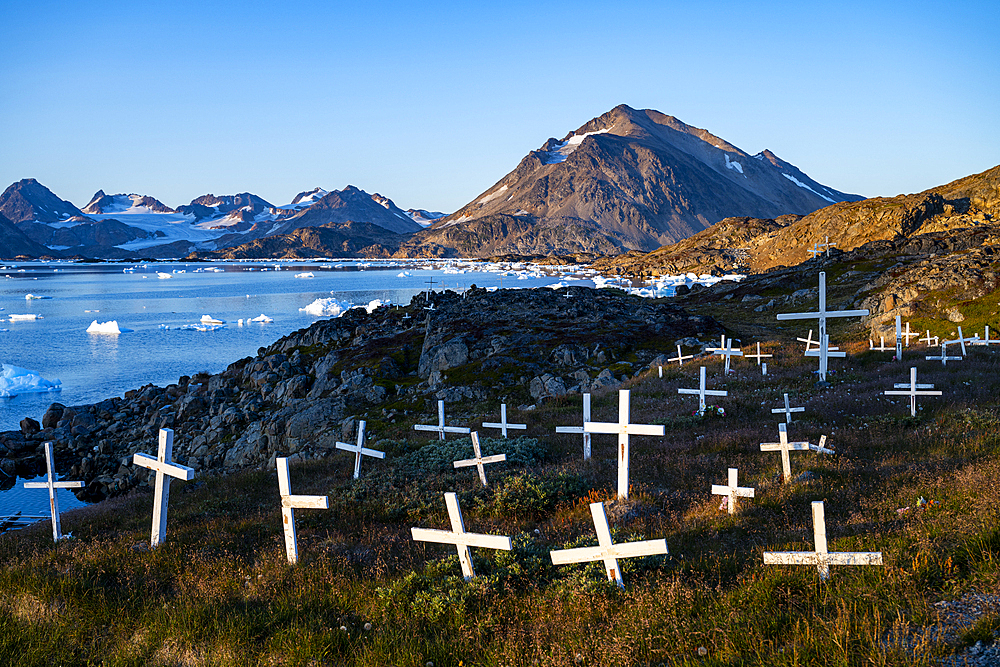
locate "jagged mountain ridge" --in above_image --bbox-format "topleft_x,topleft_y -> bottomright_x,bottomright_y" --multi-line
83,191 -> 175,215
0,178 -> 86,223
402,104 -> 862,257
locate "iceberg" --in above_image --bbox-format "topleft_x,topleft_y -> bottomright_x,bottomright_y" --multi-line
300,298 -> 352,317
157,272 -> 171,279
250,314 -> 273,323
294,272 -> 315,279
178,323 -> 226,332
87,320 -> 133,334
9,314 -> 42,321
361,299 -> 389,314
200,315 -> 225,325
0,363 -> 61,398
25,294 -> 51,300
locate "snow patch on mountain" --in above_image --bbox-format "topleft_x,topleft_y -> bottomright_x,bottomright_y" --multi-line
284,188 -> 329,210
541,128 -> 612,164
405,209 -> 446,227
476,185 -> 508,206
724,154 -> 744,175
782,173 -> 836,203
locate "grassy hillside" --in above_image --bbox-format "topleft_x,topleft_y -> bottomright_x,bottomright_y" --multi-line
1,340 -> 998,665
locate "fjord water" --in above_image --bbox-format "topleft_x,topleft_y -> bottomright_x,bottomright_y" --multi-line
0,261 -> 576,434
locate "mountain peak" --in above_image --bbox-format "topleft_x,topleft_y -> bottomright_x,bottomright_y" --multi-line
0,178 -> 85,223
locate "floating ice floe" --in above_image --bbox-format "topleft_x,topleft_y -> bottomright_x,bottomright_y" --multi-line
157,272 -> 171,279
300,298 -> 353,317
86,320 -> 133,334
9,314 -> 42,322
200,315 -> 225,325
0,363 -> 61,398
166,323 -> 227,332
397,271 -> 412,278
250,314 -> 273,323
295,272 -> 315,279
25,294 -> 51,300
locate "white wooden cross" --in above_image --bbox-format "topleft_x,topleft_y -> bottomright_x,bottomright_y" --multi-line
977,325 -> 1000,346
885,367 -> 941,417
944,326 -> 978,356
335,420 -> 385,479
807,242 -> 823,260
556,393 -> 592,460
820,236 -> 837,257
678,366 -> 728,415
811,434 -> 834,455
760,423 -> 811,483
453,432 -> 506,487
869,336 -> 891,352
777,271 -> 869,375
23,441 -> 84,542
411,492 -> 512,581
668,344 -> 694,366
549,501 -> 669,588
804,334 -> 847,381
901,321 -> 919,347
797,330 -> 821,353
133,428 -> 195,548
771,393 -> 805,424
707,337 -> 743,373
414,400 -> 471,440
277,456 -> 329,564
482,403 -> 526,438
745,341 -> 772,366
926,343 -> 962,366
585,389 -> 665,499
711,468 -> 754,515
763,501 -> 882,580
920,330 -> 939,346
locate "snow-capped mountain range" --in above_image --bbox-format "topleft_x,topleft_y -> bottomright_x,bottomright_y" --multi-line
0,180 -> 433,258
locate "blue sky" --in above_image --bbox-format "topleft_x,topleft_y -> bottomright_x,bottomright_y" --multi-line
2,0 -> 997,213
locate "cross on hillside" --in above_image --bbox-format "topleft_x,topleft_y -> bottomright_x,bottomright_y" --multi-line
453,432 -> 507,487
677,366 -> 728,414
277,457 -> 329,564
585,389 -> 665,499
884,367 -> 941,416
133,428 -> 195,548
414,400 -> 471,440
335,420 -> 385,479
23,441 -> 84,542
759,423 -> 811,483
771,393 -> 805,424
711,468 -> 754,515
777,272 -> 868,380
549,501 -> 669,589
763,501 -> 882,580
745,341 -> 772,366
481,403 -> 527,438
707,337 -> 743,373
411,492 -> 512,581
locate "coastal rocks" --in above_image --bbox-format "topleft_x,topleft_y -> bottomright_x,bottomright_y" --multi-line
0,286 -> 724,500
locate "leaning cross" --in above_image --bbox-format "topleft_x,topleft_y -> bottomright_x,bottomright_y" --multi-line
556,393 -> 592,460
884,367 -> 941,417
796,330 -> 821,353
414,400 -> 471,440
550,501 -> 669,589
277,456 -> 329,564
23,441 -> 84,542
763,501 -> 882,580
678,366 -> 728,414
711,468 -> 754,515
760,423 -> 811,483
411,492 -> 512,581
335,420 -> 385,479
585,389 -> 665,499
771,393 -> 805,424
133,428 -> 195,548
453,432 -> 506,487
777,272 -> 869,380
482,403 -> 527,438
745,341 -> 772,366
668,344 -> 694,366
707,337 -> 743,374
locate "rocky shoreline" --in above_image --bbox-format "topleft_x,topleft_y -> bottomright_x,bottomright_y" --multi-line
0,286 -> 724,500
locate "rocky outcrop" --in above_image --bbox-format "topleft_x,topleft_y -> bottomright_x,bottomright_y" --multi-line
0,287 -> 724,499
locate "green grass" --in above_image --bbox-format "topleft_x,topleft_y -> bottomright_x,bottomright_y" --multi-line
1,347 -> 999,665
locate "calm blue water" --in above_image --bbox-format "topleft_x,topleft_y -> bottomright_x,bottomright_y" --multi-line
0,260 -> 589,433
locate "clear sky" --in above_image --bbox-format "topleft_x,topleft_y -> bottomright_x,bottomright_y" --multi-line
2,0 -> 997,213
